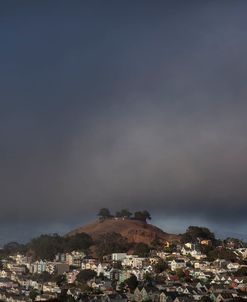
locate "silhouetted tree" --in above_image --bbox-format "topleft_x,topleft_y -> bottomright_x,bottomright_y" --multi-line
3,241 -> 27,255
181,226 -> 215,244
125,274 -> 138,292
33,271 -> 52,283
134,210 -> 151,222
97,208 -> 112,220
153,259 -> 169,273
133,242 -> 150,257
207,247 -> 237,262
28,234 -> 64,260
115,209 -> 132,218
29,289 -> 39,301
27,233 -> 93,260
76,269 -> 96,283
151,235 -> 161,248
235,266 -> 247,276
95,232 -> 130,258
200,296 -> 212,302
65,233 -> 93,252
56,274 -> 67,287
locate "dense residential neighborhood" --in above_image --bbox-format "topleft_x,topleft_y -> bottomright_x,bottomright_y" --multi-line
0,212 -> 247,302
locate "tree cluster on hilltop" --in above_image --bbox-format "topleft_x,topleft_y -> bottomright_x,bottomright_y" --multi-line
97,208 -> 151,222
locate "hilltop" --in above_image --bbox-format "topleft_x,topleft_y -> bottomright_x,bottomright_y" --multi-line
66,218 -> 180,245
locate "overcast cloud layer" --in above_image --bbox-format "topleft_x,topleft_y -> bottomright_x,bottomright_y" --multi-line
1,1 -> 247,243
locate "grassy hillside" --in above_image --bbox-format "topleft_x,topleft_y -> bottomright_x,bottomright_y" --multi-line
66,218 -> 180,244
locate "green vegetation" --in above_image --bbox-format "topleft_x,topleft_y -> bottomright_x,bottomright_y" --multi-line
200,297 -> 212,302
175,268 -> 185,279
56,274 -> 67,287
153,259 -> 169,273
97,208 -> 113,220
115,208 -> 132,218
29,289 -> 39,301
58,289 -> 76,302
97,208 -> 152,222
235,266 -> 247,276
2,232 -> 93,260
32,271 -> 53,283
28,233 -> 93,260
65,233 -> 93,251
181,226 -> 215,244
76,269 -> 96,283
151,235 -> 162,248
134,210 -> 151,222
124,274 -> 138,292
1,208 -> 153,260
1,241 -> 27,256
207,247 -> 238,262
133,242 -> 150,257
223,237 -> 246,248
95,232 -> 130,258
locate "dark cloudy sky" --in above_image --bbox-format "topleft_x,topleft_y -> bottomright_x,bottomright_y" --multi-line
1,1 -> 247,244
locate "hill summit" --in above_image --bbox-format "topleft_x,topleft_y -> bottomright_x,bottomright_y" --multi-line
66,218 -> 180,245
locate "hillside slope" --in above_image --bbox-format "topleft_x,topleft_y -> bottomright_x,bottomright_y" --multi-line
66,218 -> 180,245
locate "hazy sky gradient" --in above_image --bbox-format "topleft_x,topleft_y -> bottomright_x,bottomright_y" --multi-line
1,1 -> 247,244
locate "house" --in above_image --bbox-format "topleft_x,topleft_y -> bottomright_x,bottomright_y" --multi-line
159,292 -> 168,302
184,243 -> 193,250
237,248 -> 247,258
0,278 -> 18,288
215,293 -> 233,302
0,270 -> 10,278
118,269 -> 131,283
97,263 -> 107,276
30,260 -> 46,274
170,259 -> 186,271
122,255 -> 146,268
66,270 -> 79,284
200,239 -> 212,246
226,262 -> 239,271
190,250 -> 206,260
132,287 -> 149,302
164,241 -> 170,248
42,282 -> 61,294
35,293 -> 57,301
181,247 -> 190,256
112,253 -> 127,261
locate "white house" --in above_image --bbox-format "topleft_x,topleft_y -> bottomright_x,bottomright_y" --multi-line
112,253 -> 127,261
